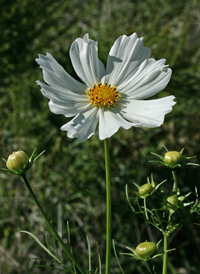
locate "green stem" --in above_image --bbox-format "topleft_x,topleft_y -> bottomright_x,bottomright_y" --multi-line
149,197 -> 163,230
172,170 -> 178,194
162,233 -> 168,274
104,139 -> 112,274
21,175 -> 85,274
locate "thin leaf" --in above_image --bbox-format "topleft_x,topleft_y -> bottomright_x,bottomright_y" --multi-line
163,145 -> 169,152
86,235 -> 91,273
67,221 -> 71,245
51,235 -> 62,261
121,252 -> 140,260
112,239 -> 125,274
96,243 -> 101,274
155,179 -> 167,191
0,167 -> 13,174
29,147 -> 37,161
125,185 -> 135,212
148,160 -> 164,164
187,163 -> 200,166
133,182 -> 140,190
33,150 -> 46,162
150,152 -> 164,161
67,221 -> 77,274
21,230 -> 61,264
45,234 -> 53,255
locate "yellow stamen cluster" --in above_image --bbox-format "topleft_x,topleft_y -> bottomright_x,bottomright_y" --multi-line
87,82 -> 121,108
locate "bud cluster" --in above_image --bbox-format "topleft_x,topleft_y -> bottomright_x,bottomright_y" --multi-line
125,147 -> 199,265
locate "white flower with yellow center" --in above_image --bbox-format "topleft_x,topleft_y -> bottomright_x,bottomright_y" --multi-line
36,33 -> 175,142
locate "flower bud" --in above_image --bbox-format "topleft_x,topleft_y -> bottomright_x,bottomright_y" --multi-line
136,242 -> 157,259
167,195 -> 178,208
139,183 -> 152,196
164,151 -> 182,166
6,150 -> 29,171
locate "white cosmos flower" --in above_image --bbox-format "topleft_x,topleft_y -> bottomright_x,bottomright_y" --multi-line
36,33 -> 176,142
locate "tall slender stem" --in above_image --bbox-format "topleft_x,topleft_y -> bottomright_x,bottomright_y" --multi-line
21,175 -> 85,274
162,233 -> 168,274
104,139 -> 112,274
172,170 -> 178,194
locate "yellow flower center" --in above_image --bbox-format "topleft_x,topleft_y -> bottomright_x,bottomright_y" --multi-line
86,82 -> 121,108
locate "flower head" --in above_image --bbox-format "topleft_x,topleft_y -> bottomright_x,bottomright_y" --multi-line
123,240 -> 165,261
0,148 -> 45,176
151,147 -> 198,169
6,150 -> 29,172
136,242 -> 157,259
138,183 -> 153,196
133,174 -> 166,199
164,151 -> 182,166
36,33 -> 175,142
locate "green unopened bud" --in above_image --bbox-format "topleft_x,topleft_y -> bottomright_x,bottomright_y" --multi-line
6,150 -> 29,171
136,242 -> 157,259
164,151 -> 182,166
139,183 -> 153,196
167,195 -> 178,208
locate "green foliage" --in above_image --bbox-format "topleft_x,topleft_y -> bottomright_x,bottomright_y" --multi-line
0,0 -> 200,273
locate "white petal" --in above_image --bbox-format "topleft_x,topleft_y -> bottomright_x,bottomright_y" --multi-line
37,80 -> 88,101
48,100 -> 78,116
61,107 -> 99,142
70,34 -> 105,87
37,80 -> 89,117
118,59 -> 172,99
48,99 -> 91,117
122,96 -> 176,128
98,108 -> 136,140
105,33 -> 151,86
36,53 -> 86,94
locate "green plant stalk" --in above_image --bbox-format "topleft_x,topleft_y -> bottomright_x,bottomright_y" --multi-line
104,139 -> 112,274
149,197 -> 163,229
172,170 -> 178,194
21,175 -> 85,274
162,233 -> 168,274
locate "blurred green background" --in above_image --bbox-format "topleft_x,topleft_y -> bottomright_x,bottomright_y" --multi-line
0,0 -> 200,273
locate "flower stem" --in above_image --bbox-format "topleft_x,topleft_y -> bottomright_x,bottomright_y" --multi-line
21,174 -> 85,274
172,170 -> 178,194
104,139 -> 112,274
162,233 -> 168,274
